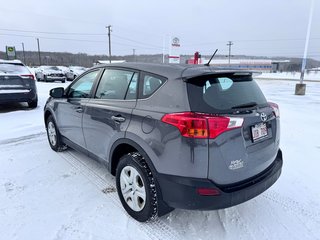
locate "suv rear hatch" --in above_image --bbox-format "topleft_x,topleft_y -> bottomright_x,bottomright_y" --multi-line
0,64 -> 36,96
186,72 -> 280,185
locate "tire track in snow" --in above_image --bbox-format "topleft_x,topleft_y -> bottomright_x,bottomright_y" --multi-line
0,132 -> 46,146
263,190 -> 320,239
224,207 -> 256,240
58,150 -> 180,240
263,190 -> 320,224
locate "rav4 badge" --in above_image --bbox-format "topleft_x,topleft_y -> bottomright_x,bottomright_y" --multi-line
228,159 -> 244,170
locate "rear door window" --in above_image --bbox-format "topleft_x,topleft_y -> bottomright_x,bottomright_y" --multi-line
187,74 -> 268,114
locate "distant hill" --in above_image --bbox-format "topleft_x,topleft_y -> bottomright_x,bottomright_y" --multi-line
0,51 -> 319,72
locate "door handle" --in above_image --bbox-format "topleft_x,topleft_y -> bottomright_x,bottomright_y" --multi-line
75,107 -> 83,113
111,115 -> 126,122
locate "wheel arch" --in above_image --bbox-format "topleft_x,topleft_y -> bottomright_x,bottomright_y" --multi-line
44,109 -> 55,127
109,138 -> 158,177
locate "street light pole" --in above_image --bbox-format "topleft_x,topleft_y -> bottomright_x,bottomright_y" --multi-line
295,0 -> 314,95
21,42 -> 26,64
37,38 -> 41,66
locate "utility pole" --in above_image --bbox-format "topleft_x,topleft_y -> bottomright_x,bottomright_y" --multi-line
21,42 -> 26,64
106,25 -> 112,63
295,0 -> 314,95
162,36 -> 165,63
37,38 -> 41,66
227,41 -> 233,65
132,49 -> 136,62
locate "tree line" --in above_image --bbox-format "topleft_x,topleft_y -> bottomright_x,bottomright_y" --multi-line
0,51 -> 319,71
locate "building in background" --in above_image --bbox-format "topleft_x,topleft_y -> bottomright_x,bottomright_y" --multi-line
187,54 -> 289,72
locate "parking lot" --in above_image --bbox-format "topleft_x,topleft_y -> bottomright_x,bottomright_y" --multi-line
0,79 -> 320,240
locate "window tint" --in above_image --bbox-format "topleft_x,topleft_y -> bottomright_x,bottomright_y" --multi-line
68,70 -> 99,98
141,74 -> 165,98
187,74 -> 267,114
95,69 -> 137,100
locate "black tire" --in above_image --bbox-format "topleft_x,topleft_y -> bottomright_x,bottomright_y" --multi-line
62,80 -> 66,83
46,115 -> 66,152
44,75 -> 47,82
28,98 -> 38,108
116,152 -> 158,222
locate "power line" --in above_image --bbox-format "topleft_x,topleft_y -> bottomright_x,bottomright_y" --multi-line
183,37 -> 320,47
0,27 -> 165,49
0,32 -> 168,52
112,34 -> 163,49
0,28 -> 106,36
0,33 -> 106,42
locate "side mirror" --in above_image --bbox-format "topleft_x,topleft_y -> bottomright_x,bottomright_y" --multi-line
50,87 -> 65,98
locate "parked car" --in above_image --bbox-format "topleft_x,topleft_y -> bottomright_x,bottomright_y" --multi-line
44,63 -> 283,222
0,59 -> 38,108
36,66 -> 66,83
56,66 -> 74,81
68,66 -> 87,80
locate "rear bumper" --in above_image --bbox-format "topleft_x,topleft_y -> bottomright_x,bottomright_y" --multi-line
0,89 -> 37,104
157,149 -> 283,210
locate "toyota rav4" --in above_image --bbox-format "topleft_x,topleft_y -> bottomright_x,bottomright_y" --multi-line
44,63 -> 283,222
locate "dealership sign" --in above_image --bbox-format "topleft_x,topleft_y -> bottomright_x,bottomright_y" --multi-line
168,37 -> 180,64
6,46 -> 16,58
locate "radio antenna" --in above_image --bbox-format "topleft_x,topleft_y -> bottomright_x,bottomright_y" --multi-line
204,49 -> 218,66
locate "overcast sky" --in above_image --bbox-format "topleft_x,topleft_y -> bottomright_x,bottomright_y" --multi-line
0,0 -> 319,59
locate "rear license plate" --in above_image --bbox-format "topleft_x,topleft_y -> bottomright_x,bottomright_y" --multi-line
251,122 -> 268,142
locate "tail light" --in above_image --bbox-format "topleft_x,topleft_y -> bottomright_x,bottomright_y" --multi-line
21,74 -> 35,80
161,112 -> 243,139
268,102 -> 280,118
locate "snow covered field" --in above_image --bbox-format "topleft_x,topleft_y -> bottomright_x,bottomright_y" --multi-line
0,79 -> 320,240
258,71 -> 320,82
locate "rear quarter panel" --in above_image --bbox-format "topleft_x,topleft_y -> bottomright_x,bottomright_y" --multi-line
126,79 -> 209,178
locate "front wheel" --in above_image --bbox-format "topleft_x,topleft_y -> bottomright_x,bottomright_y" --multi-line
116,152 -> 158,222
46,115 -> 66,152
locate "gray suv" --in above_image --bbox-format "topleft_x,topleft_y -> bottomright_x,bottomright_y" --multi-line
44,63 -> 283,222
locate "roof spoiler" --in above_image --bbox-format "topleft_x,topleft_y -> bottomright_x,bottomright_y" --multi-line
181,71 -> 259,82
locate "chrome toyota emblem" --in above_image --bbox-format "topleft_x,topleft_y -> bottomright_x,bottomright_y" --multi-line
260,113 -> 267,122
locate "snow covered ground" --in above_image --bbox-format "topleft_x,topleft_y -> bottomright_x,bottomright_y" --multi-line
0,79 -> 320,240
258,71 -> 320,82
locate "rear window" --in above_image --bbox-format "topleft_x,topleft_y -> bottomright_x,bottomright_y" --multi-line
0,64 -> 30,75
187,74 -> 267,114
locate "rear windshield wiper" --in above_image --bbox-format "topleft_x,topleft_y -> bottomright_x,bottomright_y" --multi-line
232,102 -> 258,109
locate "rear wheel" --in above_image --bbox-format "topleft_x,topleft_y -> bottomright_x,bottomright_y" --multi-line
116,152 -> 158,222
28,98 -> 38,108
46,115 -> 66,152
